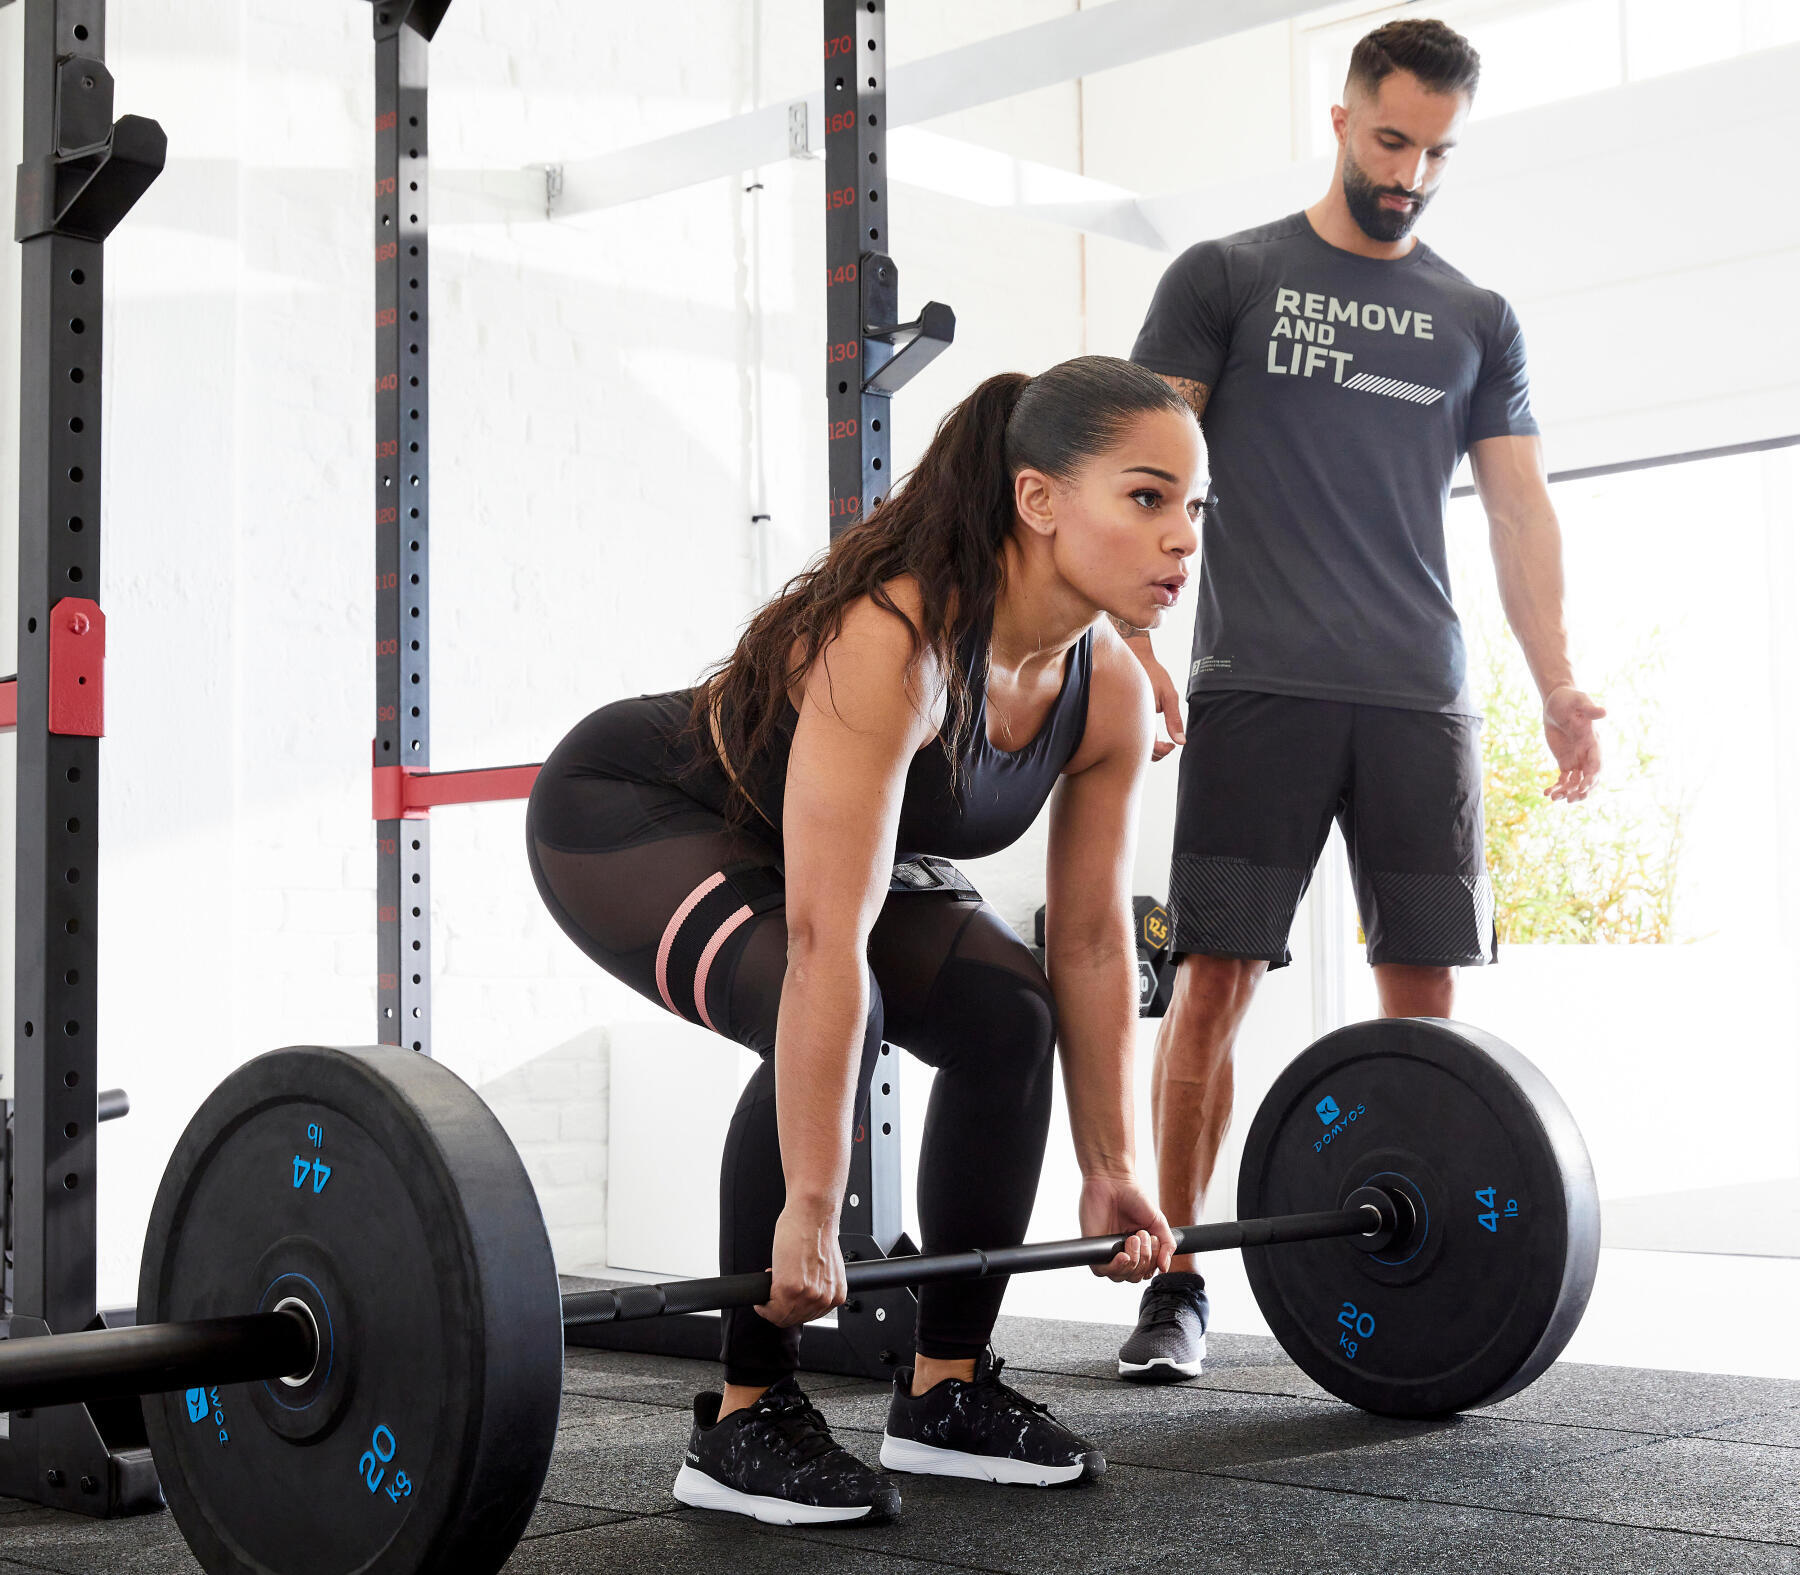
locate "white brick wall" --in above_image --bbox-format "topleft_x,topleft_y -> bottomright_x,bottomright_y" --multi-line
0,0 -> 772,1300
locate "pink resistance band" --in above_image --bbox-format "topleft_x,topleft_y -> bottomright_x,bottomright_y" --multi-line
655,872 -> 753,1033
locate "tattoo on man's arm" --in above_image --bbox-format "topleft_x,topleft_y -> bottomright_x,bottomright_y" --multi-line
1164,377 -> 1211,421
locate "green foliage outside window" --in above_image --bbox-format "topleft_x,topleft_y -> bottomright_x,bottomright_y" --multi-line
1475,629 -> 1686,945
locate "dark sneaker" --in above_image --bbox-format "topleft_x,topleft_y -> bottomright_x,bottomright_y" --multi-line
880,1349 -> 1104,1486
673,1376 -> 901,1525
1116,1270 -> 1209,1382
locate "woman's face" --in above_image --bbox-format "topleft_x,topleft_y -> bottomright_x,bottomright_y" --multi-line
1027,407 -> 1204,631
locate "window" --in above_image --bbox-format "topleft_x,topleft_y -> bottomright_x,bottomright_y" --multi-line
1295,0 -> 1800,161
1335,443 -> 1800,1212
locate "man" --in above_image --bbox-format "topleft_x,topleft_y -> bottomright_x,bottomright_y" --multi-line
1115,17 -> 1606,1379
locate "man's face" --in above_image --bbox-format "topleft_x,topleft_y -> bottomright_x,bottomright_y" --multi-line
1336,69 -> 1470,242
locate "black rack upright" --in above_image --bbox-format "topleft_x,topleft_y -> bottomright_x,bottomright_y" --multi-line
370,0 -> 448,1057
1,0 -> 164,1516
819,0 -> 954,1372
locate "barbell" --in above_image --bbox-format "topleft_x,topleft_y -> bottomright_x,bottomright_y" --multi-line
0,1017 -> 1599,1575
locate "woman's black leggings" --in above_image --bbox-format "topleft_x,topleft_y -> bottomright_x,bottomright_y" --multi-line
526,717 -> 1058,1386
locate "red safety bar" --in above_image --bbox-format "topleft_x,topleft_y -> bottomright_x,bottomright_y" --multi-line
49,599 -> 105,736
372,762 -> 541,821
0,600 -> 105,737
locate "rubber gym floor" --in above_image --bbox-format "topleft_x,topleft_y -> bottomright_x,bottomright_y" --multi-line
3,1305 -> 1797,1574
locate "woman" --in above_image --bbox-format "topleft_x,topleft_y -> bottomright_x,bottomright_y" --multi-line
527,356 -> 1201,1525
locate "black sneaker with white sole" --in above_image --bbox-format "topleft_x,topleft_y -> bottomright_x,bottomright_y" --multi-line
673,1376 -> 902,1525
1116,1270 -> 1209,1382
881,1349 -> 1104,1486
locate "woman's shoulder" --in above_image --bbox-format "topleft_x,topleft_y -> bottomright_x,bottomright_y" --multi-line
1088,619 -> 1153,700
1061,619 -> 1154,774
830,575 -> 953,672
802,574 -> 949,705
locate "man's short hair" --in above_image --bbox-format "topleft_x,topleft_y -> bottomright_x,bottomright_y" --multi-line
1346,18 -> 1481,102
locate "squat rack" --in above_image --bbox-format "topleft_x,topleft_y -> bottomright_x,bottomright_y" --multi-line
360,0 -> 950,1379
0,0 -> 164,1517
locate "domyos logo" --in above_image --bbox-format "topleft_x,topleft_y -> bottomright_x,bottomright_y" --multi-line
1313,1094 -> 1365,1153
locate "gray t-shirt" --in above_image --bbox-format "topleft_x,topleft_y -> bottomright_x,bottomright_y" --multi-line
1131,212 -> 1537,716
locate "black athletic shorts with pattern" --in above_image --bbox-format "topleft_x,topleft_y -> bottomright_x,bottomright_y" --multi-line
1168,691 -> 1496,970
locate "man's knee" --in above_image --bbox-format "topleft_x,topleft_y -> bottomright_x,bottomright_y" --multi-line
1167,953 -> 1265,1036
1375,962 -> 1455,1017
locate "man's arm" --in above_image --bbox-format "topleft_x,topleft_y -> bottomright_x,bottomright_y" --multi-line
1160,375 -> 1211,424
1469,433 -> 1607,802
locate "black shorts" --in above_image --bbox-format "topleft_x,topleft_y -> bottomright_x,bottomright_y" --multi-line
1168,691 -> 1495,970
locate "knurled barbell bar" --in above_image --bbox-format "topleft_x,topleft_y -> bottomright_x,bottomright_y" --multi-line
0,1017 -> 1599,1575
0,1193 -> 1403,1413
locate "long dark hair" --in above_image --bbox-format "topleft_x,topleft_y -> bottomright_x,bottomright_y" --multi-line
686,354 -> 1190,826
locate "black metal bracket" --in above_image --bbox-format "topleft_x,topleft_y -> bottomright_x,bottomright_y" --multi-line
826,1230 -> 919,1374
368,0 -> 451,42
564,1231 -> 920,1379
14,61 -> 164,245
860,254 -> 954,397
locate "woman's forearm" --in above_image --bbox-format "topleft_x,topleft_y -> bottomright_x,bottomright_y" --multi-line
1048,939 -> 1140,1179
772,938 -> 869,1211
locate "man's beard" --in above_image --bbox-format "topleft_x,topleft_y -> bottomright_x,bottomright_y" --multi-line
1342,152 -> 1432,242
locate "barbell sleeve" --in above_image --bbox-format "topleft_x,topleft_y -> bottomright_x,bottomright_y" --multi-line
0,1310 -> 315,1413
97,1087 -> 131,1122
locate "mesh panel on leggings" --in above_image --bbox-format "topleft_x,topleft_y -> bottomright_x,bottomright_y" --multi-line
1363,869 -> 1496,966
529,829 -> 791,1052
1167,853 -> 1311,960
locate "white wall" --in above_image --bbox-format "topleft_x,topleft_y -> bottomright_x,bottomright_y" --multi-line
1,0 -> 787,1301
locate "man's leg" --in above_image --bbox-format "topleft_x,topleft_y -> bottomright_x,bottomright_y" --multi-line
1346,705 -> 1495,1008
1151,952 -> 1267,1271
1373,963 -> 1455,1019
1121,692 -> 1351,1380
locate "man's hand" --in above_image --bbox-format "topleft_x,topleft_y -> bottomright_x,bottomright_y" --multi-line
1078,1173 -> 1177,1283
1116,627 -> 1186,761
1542,685 -> 1606,803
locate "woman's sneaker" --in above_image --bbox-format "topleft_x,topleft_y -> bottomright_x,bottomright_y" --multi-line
1116,1270 -> 1209,1382
880,1349 -> 1105,1486
673,1376 -> 902,1525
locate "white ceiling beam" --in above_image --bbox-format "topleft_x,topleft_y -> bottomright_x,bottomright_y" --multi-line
885,127 -> 1170,251
887,0 -> 1313,126
554,0 -> 1321,218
